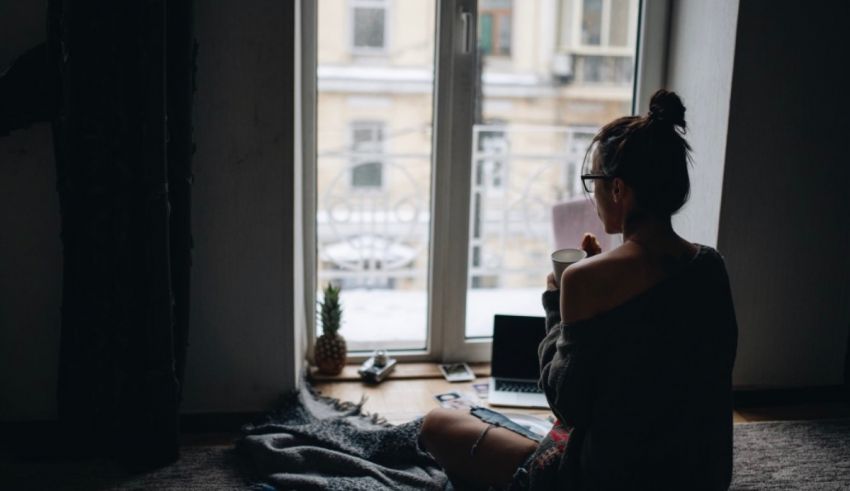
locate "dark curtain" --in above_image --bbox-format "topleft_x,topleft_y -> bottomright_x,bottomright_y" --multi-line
42,0 -> 195,468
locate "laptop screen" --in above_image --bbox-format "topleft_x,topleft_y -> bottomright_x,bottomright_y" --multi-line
491,315 -> 547,379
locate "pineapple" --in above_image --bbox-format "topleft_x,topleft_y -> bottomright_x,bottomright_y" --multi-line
314,283 -> 347,375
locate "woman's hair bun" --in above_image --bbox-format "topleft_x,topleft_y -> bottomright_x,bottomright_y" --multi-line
648,89 -> 686,130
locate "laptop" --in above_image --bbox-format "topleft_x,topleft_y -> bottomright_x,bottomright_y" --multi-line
488,314 -> 550,409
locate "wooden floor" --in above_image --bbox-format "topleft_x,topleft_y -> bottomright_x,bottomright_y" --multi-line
312,364 -> 850,426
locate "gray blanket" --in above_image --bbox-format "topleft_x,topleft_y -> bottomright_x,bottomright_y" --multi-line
237,383 -> 449,491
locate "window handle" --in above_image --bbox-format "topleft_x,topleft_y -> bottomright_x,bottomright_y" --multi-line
460,10 -> 474,54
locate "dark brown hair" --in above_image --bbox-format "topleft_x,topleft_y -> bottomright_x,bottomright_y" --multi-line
584,89 -> 692,217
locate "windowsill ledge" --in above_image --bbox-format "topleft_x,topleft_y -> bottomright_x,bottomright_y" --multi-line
309,362 -> 491,382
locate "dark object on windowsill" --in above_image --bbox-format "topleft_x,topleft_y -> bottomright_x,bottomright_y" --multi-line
358,350 -> 397,384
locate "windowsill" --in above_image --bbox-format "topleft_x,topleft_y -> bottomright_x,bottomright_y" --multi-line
309,361 -> 492,382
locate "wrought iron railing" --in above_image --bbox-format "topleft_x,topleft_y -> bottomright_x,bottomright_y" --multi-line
317,124 -> 598,289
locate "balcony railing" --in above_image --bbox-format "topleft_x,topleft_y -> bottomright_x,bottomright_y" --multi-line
317,124 -> 597,289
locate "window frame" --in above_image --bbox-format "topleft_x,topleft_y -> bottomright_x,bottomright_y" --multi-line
302,0 -> 669,363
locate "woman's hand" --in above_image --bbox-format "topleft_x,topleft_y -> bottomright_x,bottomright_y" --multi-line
548,233 -> 600,291
581,233 -> 602,257
546,272 -> 558,291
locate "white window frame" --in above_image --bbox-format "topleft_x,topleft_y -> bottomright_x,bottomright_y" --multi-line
301,0 -> 669,363
349,0 -> 391,56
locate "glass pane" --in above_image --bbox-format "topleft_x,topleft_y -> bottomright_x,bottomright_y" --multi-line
498,14 -> 512,55
609,0 -> 630,47
318,0 -> 436,351
466,0 -> 639,338
480,0 -> 512,57
483,0 -> 512,8
581,0 -> 602,45
480,14 -> 493,55
353,7 -> 386,49
351,162 -> 383,188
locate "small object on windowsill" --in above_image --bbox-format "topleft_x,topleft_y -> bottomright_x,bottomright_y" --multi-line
373,349 -> 388,367
439,362 -> 476,382
358,350 -> 397,384
309,362 -> 490,381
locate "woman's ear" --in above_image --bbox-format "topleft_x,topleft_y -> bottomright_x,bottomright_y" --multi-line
611,177 -> 625,204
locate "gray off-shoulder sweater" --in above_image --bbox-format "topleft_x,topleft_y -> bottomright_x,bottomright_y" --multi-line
525,245 -> 737,491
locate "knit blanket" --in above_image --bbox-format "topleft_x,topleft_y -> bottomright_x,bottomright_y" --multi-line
237,382 -> 449,491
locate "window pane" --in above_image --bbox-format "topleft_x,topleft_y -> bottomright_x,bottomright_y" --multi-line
318,0 -> 436,351
498,14 -> 512,55
581,0 -> 602,45
580,55 -> 604,82
351,162 -> 383,188
576,55 -> 633,84
480,14 -> 493,55
466,0 -> 638,338
483,0 -> 512,8
481,0 -> 512,57
609,0 -> 630,47
353,7 -> 386,49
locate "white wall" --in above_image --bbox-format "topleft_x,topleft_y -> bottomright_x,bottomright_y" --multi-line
182,0 -> 298,413
0,0 -> 300,420
666,0 -> 740,248
717,0 -> 850,388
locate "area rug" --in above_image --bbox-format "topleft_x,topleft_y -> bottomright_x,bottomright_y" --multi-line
731,418 -> 850,490
0,445 -> 249,490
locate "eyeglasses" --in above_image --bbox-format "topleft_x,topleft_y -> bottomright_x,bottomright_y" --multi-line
580,174 -> 614,193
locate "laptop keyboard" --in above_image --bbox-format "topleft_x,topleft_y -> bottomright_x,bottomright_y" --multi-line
495,379 -> 544,394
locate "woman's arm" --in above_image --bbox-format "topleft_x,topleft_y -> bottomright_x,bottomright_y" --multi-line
539,284 -> 597,428
538,233 -> 602,425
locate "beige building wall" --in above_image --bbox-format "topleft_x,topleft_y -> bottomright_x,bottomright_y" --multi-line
318,0 -> 436,66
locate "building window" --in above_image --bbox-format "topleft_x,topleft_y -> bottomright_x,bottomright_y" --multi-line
350,122 -> 384,189
578,0 -> 632,48
575,55 -> 633,84
608,0 -> 631,47
581,0 -> 603,45
480,0 -> 512,56
351,0 -> 388,53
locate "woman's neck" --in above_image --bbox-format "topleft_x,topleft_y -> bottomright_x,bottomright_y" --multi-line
622,213 -> 679,248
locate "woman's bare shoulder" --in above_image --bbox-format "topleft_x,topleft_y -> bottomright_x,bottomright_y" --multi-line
567,244 -> 641,282
560,241 -> 700,323
560,246 -> 639,323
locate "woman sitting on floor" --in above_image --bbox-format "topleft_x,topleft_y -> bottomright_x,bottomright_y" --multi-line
419,89 -> 738,490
